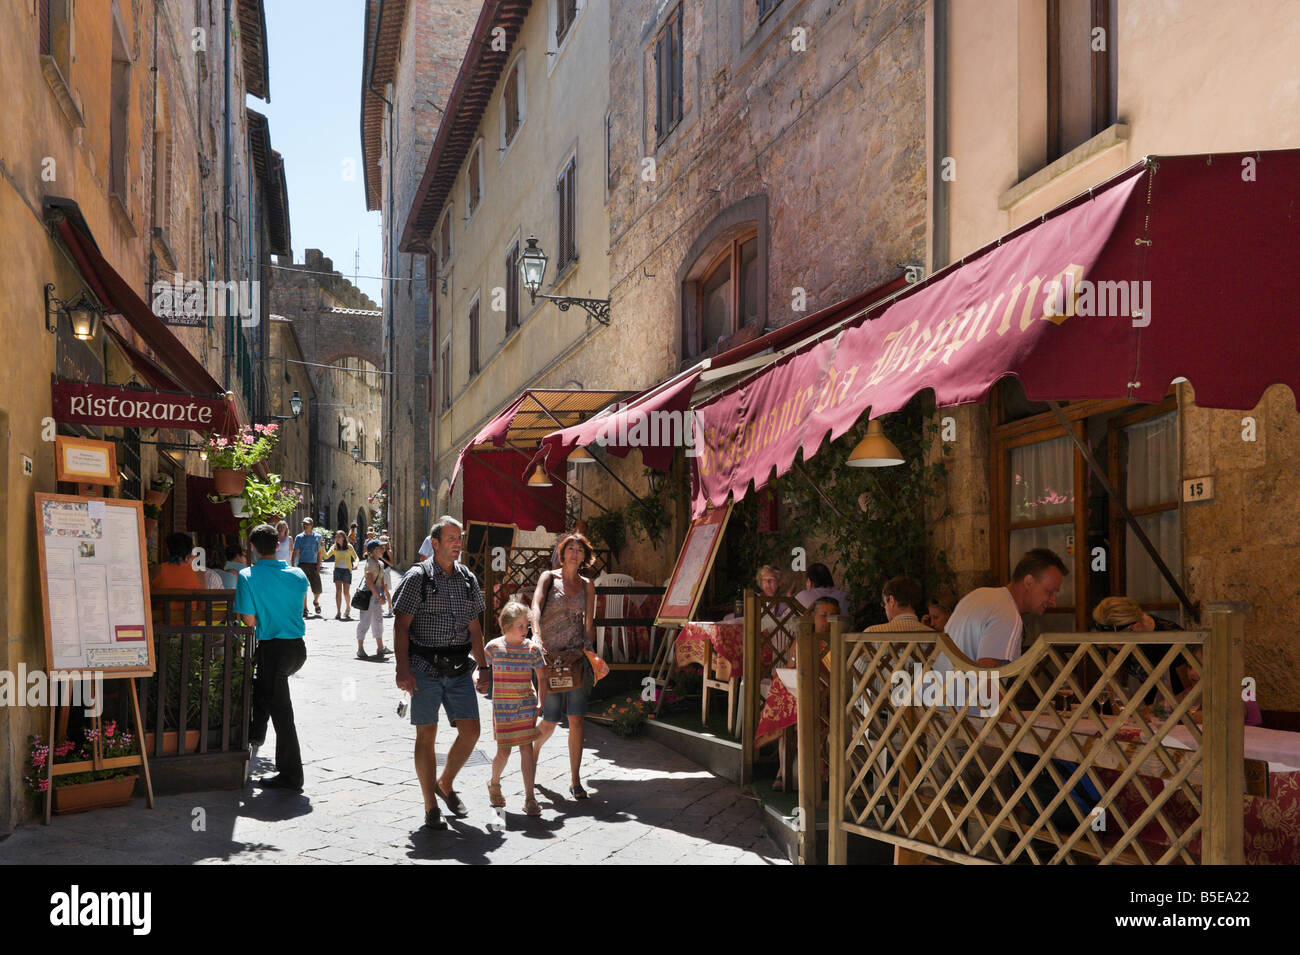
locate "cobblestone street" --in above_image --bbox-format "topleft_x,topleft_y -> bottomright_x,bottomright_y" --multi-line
0,611 -> 786,865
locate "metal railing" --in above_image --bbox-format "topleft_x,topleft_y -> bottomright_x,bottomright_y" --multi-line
818,603 -> 1247,865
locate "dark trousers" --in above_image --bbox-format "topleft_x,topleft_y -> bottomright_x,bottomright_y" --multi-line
250,638 -> 307,784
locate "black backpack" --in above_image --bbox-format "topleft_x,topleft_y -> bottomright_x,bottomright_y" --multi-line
397,558 -> 476,608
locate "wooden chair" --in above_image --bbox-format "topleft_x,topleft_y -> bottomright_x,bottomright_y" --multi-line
701,641 -> 740,733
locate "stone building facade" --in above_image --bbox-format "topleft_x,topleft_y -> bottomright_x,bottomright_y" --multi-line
925,0 -> 1300,712
0,0 -> 282,833
362,0 -> 478,564
598,0 -> 930,582
265,315 -> 315,527
267,249 -> 384,540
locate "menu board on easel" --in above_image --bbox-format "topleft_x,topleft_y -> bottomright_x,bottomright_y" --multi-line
655,502 -> 733,626
35,493 -> 156,677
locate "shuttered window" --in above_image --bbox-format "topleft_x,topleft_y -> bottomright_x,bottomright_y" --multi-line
556,157 -> 577,272
468,299 -> 480,376
654,8 -> 683,143
556,0 -> 578,44
505,241 -> 520,332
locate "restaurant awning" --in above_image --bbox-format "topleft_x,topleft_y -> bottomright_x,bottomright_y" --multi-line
450,389 -> 631,531
529,273 -> 912,475
46,198 -> 234,404
103,322 -> 185,392
690,148 -> 1300,517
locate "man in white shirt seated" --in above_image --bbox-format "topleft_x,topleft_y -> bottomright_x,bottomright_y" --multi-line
940,548 -> 1067,670
794,562 -> 852,619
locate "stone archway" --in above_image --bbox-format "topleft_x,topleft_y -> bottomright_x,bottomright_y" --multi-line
337,501 -> 348,531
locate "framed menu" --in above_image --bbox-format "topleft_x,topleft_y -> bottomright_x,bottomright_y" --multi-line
54,435 -> 118,485
35,493 -> 155,676
655,502 -> 733,626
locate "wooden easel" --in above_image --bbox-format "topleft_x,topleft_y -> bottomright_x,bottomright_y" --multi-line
43,676 -> 155,824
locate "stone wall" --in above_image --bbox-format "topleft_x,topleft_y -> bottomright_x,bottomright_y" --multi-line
605,0 -> 930,582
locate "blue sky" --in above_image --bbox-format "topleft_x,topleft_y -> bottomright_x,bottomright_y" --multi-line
256,0 -> 384,304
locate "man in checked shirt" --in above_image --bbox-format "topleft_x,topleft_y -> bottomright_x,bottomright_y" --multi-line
393,516 -> 489,831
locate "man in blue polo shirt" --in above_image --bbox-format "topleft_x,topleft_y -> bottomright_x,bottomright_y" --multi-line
291,517 -> 323,618
235,523 -> 310,792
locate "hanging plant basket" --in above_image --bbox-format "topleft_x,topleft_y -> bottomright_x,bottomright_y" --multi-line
229,495 -> 250,518
212,468 -> 247,496
144,489 -> 168,507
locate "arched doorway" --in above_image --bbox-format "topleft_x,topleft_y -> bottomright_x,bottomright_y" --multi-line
356,506 -> 367,542
337,500 -> 348,532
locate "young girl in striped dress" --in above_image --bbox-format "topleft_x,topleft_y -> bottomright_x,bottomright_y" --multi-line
485,601 -> 548,816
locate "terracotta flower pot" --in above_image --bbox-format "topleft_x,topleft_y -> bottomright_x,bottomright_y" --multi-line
229,495 -> 250,518
212,468 -> 247,495
145,489 -> 168,507
52,776 -> 138,815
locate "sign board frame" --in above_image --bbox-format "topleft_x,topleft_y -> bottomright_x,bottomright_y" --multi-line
34,493 -> 156,678
655,502 -> 733,627
54,435 -> 118,485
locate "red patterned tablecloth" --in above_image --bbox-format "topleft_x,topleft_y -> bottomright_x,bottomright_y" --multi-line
1092,767 -> 1300,864
755,677 -> 798,747
675,622 -> 745,680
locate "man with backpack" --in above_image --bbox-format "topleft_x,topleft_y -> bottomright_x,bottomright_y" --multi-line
393,516 -> 489,831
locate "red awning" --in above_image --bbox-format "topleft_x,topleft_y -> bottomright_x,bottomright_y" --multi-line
449,389 -> 630,532
532,368 -> 704,474
690,149 -> 1300,517
47,200 -> 233,404
103,322 -> 185,392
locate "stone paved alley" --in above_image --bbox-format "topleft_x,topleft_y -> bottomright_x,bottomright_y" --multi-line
0,611 -> 786,865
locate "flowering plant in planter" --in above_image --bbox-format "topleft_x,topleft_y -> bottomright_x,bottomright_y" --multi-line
200,423 -> 279,471
23,722 -> 139,796
213,473 -> 303,535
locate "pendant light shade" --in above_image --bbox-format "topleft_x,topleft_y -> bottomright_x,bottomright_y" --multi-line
567,446 -> 595,464
527,465 -> 553,487
846,420 -> 905,468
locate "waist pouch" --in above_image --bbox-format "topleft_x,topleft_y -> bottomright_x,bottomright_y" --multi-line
410,643 -> 473,678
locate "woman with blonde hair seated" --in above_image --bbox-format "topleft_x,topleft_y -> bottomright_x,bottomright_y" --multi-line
1092,596 -> 1190,705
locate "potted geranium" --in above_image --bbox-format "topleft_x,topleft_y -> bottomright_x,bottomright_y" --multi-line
213,473 -> 303,535
201,423 -> 279,495
25,722 -> 140,814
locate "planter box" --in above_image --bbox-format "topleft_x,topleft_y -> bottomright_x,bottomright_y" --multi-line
52,776 -> 138,815
145,730 -> 202,756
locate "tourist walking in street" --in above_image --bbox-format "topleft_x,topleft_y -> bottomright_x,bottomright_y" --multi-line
355,540 -> 390,659
348,522 -> 359,548
274,520 -> 293,562
485,600 -> 547,816
323,530 -> 359,621
377,534 -> 396,617
234,523 -> 310,793
393,516 -> 488,830
291,517 -> 323,618
531,532 -> 597,800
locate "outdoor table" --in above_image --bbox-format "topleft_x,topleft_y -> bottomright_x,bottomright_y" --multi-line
954,708 -> 1300,863
755,668 -> 798,747
675,621 -> 746,680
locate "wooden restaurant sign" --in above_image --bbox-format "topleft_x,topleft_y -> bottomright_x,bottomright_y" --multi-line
52,381 -> 233,432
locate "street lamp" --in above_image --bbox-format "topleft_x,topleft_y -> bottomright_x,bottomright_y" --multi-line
259,390 -> 303,423
351,446 -> 382,470
45,283 -> 104,341
517,235 -> 611,326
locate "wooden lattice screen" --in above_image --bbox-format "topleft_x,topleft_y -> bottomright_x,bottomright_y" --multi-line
473,544 -> 614,640
821,606 -> 1247,865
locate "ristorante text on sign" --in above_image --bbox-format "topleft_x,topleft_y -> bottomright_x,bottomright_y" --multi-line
52,381 -> 235,432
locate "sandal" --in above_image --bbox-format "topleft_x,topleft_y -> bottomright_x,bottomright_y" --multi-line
487,780 -> 505,808
569,783 -> 588,800
523,796 -> 542,816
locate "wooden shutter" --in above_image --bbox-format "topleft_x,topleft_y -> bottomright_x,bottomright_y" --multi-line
671,12 -> 683,128
565,160 -> 577,265
469,301 -> 480,375
39,0 -> 51,55
557,169 -> 570,271
505,243 -> 519,331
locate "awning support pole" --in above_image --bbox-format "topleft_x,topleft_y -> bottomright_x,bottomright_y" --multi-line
502,443 -> 611,514
532,403 -> 647,505
793,461 -> 848,520
1047,401 -> 1196,618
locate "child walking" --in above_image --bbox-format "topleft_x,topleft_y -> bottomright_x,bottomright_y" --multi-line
484,601 -> 547,816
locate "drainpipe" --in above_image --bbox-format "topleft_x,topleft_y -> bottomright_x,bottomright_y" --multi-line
932,0 -> 949,270
222,0 -> 232,389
